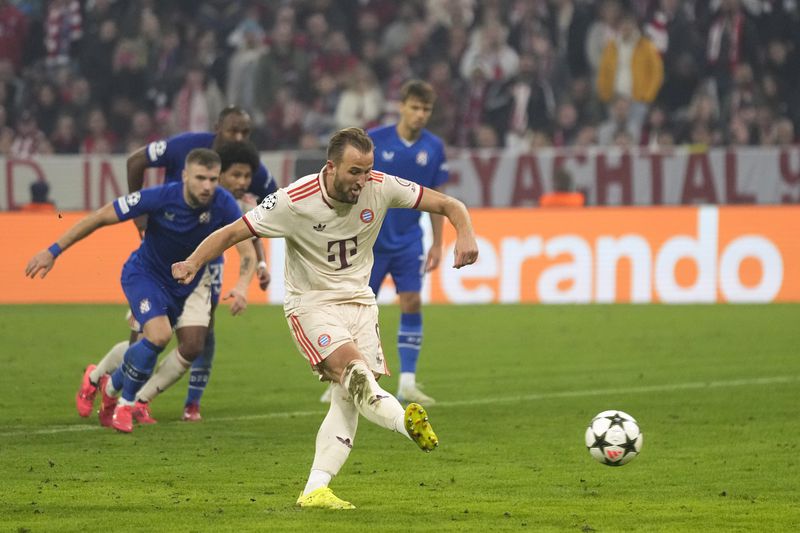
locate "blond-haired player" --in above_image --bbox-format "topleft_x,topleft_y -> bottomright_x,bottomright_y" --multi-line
172,127 -> 479,509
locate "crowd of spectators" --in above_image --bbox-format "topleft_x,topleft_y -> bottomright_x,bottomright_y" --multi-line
0,0 -> 798,159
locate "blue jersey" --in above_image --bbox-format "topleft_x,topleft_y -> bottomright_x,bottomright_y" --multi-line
113,182 -> 241,297
145,132 -> 277,201
368,125 -> 448,253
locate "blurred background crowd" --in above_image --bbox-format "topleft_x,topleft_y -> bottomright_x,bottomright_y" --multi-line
0,0 -> 799,159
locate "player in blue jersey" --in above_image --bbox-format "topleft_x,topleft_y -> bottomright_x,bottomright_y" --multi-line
366,80 -> 449,406
75,142 -> 263,426
26,149 -> 249,433
80,108 -> 276,422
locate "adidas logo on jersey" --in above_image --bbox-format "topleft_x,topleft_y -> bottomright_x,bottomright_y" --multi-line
313,223 -> 326,231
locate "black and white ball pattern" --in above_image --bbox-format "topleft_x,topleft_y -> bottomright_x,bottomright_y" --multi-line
585,410 -> 643,466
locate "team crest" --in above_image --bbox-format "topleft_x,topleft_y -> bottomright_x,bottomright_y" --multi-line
139,298 -> 151,314
318,334 -> 331,347
416,150 -> 428,166
125,192 -> 141,206
360,209 -> 374,223
261,193 -> 277,210
198,211 -> 211,224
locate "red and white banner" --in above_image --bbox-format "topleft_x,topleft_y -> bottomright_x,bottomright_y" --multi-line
2,146 -> 799,210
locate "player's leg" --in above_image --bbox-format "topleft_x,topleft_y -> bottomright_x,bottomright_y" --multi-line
133,269 -> 212,419
77,314 -> 138,417
104,315 -> 171,432
390,245 -> 434,405
184,262 -> 222,419
297,383 -> 359,509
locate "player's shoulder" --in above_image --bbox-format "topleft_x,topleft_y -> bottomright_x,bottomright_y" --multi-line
212,186 -> 238,209
368,124 -> 395,140
284,172 -> 322,204
420,129 -> 445,151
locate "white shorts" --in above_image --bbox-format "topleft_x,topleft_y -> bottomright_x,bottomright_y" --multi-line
286,303 -> 388,377
176,269 -> 213,329
124,269 -> 212,331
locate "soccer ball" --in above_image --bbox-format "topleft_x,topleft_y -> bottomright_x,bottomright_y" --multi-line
585,410 -> 643,466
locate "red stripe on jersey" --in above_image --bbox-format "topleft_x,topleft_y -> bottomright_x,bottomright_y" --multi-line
288,185 -> 319,199
287,179 -> 319,196
290,314 -> 322,365
242,215 -> 258,237
370,170 -> 384,178
289,186 -> 320,202
367,176 -> 383,183
412,185 -> 425,209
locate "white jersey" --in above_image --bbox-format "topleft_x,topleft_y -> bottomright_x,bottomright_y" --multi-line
242,168 -> 424,311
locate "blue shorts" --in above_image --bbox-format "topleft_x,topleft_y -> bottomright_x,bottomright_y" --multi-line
121,260 -> 188,329
369,241 -> 425,295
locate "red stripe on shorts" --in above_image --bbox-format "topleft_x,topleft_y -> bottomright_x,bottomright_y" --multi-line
290,314 -> 322,365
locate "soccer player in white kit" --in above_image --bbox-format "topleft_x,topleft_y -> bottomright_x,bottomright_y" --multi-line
172,127 -> 479,509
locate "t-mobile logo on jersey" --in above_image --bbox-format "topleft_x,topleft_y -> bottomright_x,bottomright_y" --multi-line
327,237 -> 358,270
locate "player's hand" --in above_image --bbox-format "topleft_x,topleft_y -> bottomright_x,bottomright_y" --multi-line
452,235 -> 479,269
25,249 -> 56,279
425,245 -> 443,273
224,289 -> 248,316
172,261 -> 198,285
257,263 -> 271,291
134,214 -> 148,240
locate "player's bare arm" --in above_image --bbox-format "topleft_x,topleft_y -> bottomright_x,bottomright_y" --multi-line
25,203 -> 120,279
223,238 -> 257,316
172,218 -> 253,285
426,186 -> 445,273
127,146 -> 150,236
415,188 -> 478,269
253,237 -> 270,290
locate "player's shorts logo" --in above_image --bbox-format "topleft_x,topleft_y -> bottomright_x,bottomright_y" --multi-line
318,334 -> 331,347
125,192 -> 141,207
261,193 -> 277,211
139,298 -> 151,314
416,150 -> 428,166
360,209 -> 374,223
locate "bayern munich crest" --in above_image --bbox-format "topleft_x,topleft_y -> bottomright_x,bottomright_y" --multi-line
360,209 -> 374,223
318,334 -> 331,347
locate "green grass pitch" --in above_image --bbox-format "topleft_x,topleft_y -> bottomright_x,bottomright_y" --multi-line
0,304 -> 798,532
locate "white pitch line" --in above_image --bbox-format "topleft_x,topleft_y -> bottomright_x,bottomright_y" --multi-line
1,375 -> 797,439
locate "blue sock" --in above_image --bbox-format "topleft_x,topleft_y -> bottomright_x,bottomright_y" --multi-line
186,329 -> 215,406
398,313 -> 423,374
113,338 -> 164,402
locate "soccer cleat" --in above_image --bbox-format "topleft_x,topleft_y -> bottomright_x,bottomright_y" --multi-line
97,375 -> 118,427
397,384 -> 436,406
296,487 -> 355,510
319,384 -> 333,403
132,401 -> 157,424
75,364 -> 99,417
111,404 -> 134,433
405,402 -> 439,452
182,403 -> 202,422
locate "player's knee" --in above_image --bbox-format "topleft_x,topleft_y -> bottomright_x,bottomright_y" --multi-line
178,340 -> 204,361
399,292 -> 422,313
343,360 -> 373,403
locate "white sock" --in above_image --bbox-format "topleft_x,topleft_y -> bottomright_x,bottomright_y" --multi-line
135,349 -> 191,403
105,377 -> 120,397
118,398 -> 134,407
398,372 -> 416,390
89,341 -> 129,384
304,383 -> 358,494
303,469 -> 333,496
342,361 -> 410,440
